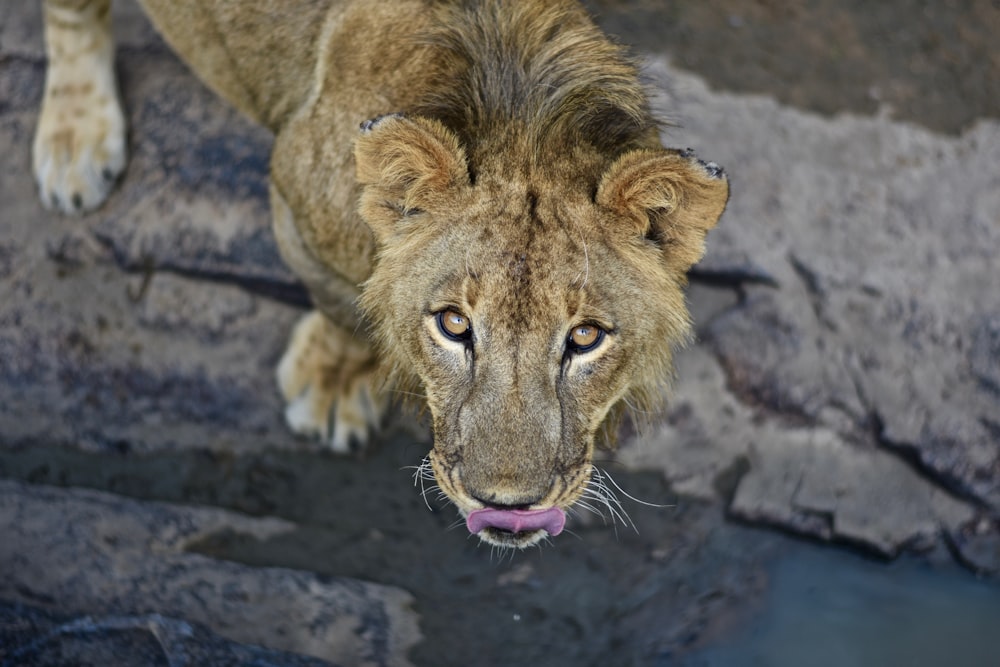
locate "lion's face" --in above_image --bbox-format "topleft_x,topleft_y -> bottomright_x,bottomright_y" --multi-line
356,115 -> 728,547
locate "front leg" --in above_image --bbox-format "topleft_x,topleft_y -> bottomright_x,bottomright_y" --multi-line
33,0 -> 126,214
269,183 -> 388,453
277,311 -> 389,453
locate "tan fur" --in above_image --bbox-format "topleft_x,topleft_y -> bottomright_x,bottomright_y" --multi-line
34,0 -> 125,214
35,0 -> 729,547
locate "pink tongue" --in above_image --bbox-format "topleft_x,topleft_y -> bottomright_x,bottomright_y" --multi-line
466,507 -> 566,536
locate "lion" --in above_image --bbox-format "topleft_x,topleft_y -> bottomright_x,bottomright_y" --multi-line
33,0 -> 729,548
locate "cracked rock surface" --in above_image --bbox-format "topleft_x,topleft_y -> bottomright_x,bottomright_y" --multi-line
0,601 -> 336,667
620,61 -> 999,564
0,481 -> 420,667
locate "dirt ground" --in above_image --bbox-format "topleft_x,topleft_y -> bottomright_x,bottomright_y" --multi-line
2,1 -> 999,666
584,0 -> 1000,135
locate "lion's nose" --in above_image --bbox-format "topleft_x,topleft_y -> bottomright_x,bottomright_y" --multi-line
459,459 -> 555,511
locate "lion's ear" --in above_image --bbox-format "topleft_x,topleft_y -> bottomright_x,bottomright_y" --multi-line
355,113 -> 470,242
596,148 -> 729,274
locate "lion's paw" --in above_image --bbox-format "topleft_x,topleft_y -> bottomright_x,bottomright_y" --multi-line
33,9 -> 126,215
277,311 -> 387,453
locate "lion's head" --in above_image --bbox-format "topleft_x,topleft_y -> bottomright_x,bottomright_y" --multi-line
354,111 -> 727,548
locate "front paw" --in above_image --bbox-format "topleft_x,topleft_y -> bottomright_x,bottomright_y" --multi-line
33,24 -> 126,214
276,311 -> 387,453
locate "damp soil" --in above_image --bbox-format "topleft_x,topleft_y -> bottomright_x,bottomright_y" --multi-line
0,433 -> 783,667
584,0 -> 1000,135
4,433 -> 999,666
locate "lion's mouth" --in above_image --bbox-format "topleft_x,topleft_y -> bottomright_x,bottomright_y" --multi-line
466,507 -> 566,548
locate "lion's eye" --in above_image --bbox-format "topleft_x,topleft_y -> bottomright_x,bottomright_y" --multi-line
567,324 -> 604,354
437,309 -> 472,342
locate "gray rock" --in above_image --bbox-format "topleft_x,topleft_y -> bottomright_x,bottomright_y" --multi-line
617,60 -> 997,558
666,62 -> 999,507
949,517 -> 1000,577
0,600 -> 337,667
0,1 -> 311,449
729,428 -> 973,556
93,53 -> 305,304
0,252 -> 301,453
969,315 -> 1000,397
618,345 -> 976,557
0,481 -> 421,667
0,22 -> 309,455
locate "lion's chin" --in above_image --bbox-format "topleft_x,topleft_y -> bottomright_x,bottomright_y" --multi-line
475,526 -> 552,549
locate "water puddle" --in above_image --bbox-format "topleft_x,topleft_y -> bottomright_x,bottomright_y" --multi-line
678,543 -> 1000,667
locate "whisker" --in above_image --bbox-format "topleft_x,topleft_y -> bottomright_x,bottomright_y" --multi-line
573,499 -> 607,522
589,479 -> 630,516
585,469 -> 637,532
405,457 -> 440,511
581,486 -> 630,529
600,467 -> 673,509
418,490 -> 433,511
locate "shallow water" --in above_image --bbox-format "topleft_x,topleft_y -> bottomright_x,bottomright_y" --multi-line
678,544 -> 1000,667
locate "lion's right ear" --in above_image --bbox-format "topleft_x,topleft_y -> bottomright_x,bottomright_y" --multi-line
596,148 -> 729,277
355,114 -> 470,243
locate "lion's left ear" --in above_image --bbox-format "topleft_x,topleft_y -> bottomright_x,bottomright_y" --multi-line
596,148 -> 729,275
355,113 -> 470,243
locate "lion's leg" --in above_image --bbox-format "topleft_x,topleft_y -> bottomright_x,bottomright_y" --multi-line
33,0 -> 126,215
269,184 -> 388,453
276,310 -> 388,453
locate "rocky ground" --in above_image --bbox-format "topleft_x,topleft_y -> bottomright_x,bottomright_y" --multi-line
1,1 -> 998,666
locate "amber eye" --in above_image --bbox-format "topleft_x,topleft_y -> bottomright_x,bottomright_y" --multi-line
436,309 -> 472,342
567,324 -> 604,353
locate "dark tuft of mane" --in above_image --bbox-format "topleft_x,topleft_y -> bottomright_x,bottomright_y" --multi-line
414,0 -> 659,160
